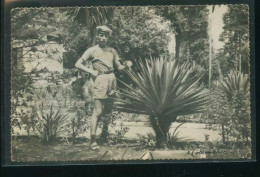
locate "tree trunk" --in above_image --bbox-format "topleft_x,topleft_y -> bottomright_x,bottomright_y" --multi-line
149,115 -> 175,149
175,33 -> 182,62
238,32 -> 242,73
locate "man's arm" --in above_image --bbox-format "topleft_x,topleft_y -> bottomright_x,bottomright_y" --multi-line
113,49 -> 132,71
114,60 -> 127,71
75,50 -> 99,76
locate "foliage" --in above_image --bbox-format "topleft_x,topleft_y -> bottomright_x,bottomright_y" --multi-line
220,71 -> 249,102
220,71 -> 250,142
229,91 -> 251,142
109,7 -> 171,61
35,104 -> 68,143
62,22 -> 90,69
166,122 -> 185,148
98,112 -> 130,145
10,9 -> 66,131
18,107 -> 38,135
75,7 -> 114,45
219,5 -> 249,74
68,109 -> 89,141
11,8 -> 90,70
10,48 -> 34,134
107,122 -> 129,145
137,133 -> 156,150
32,85 -> 88,143
157,6 -> 209,62
207,72 -> 250,143
114,57 -> 208,148
156,6 -> 210,85
207,87 -> 233,143
71,77 -> 86,99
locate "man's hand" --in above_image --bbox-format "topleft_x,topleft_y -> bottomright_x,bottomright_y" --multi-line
92,70 -> 99,77
125,61 -> 133,69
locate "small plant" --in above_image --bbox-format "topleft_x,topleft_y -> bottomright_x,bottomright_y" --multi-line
71,77 -> 86,99
167,122 -> 185,148
35,104 -> 68,143
204,134 -> 210,142
137,132 -> 156,150
107,122 -> 129,145
19,108 -> 37,135
70,109 -> 89,141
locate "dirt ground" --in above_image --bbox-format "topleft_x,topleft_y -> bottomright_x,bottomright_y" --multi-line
11,136 -> 149,162
11,136 -> 251,163
11,118 -> 252,162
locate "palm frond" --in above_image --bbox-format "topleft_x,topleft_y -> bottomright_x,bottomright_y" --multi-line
220,71 -> 249,101
114,57 -> 208,120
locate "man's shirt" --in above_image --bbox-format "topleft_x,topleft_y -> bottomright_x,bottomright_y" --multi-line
81,45 -> 120,72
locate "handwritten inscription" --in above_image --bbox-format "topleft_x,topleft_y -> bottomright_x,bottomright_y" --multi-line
187,148 -> 228,158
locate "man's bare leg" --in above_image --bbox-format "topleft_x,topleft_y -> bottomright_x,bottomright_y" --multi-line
89,99 -> 103,149
100,99 -> 113,139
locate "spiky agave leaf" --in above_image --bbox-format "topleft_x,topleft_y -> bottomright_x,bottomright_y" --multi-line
114,57 -> 208,122
220,71 -> 249,101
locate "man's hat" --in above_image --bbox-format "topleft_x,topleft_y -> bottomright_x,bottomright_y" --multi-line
96,26 -> 113,36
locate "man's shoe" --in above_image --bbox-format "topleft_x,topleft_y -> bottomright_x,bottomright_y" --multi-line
89,142 -> 101,151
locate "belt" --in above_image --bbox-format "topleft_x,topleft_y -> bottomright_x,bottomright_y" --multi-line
98,70 -> 114,75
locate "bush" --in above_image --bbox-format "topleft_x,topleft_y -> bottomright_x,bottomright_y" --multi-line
220,71 -> 250,142
31,84 -> 88,143
207,72 -> 251,143
68,107 -> 90,142
207,87 -> 233,143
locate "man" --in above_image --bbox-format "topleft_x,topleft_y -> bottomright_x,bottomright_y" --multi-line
75,25 -> 132,151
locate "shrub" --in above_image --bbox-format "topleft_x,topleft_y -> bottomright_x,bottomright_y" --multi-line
220,71 -> 249,102
207,87 -> 233,143
220,71 -> 250,142
32,85 -> 86,143
207,72 -> 251,143
69,108 -> 89,141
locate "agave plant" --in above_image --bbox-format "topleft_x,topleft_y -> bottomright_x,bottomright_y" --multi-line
220,71 -> 250,102
114,57 -> 208,148
35,105 -> 68,143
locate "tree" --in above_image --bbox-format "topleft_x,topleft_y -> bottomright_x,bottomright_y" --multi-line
109,7 -> 171,61
156,6 -> 210,85
157,6 -> 209,63
219,5 -> 249,75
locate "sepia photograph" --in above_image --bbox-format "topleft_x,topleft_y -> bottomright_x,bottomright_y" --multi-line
9,5 -> 251,162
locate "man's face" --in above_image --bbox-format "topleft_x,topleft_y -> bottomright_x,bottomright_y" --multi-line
96,31 -> 109,47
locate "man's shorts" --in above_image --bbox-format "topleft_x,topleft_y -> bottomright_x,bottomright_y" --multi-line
93,73 -> 117,99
